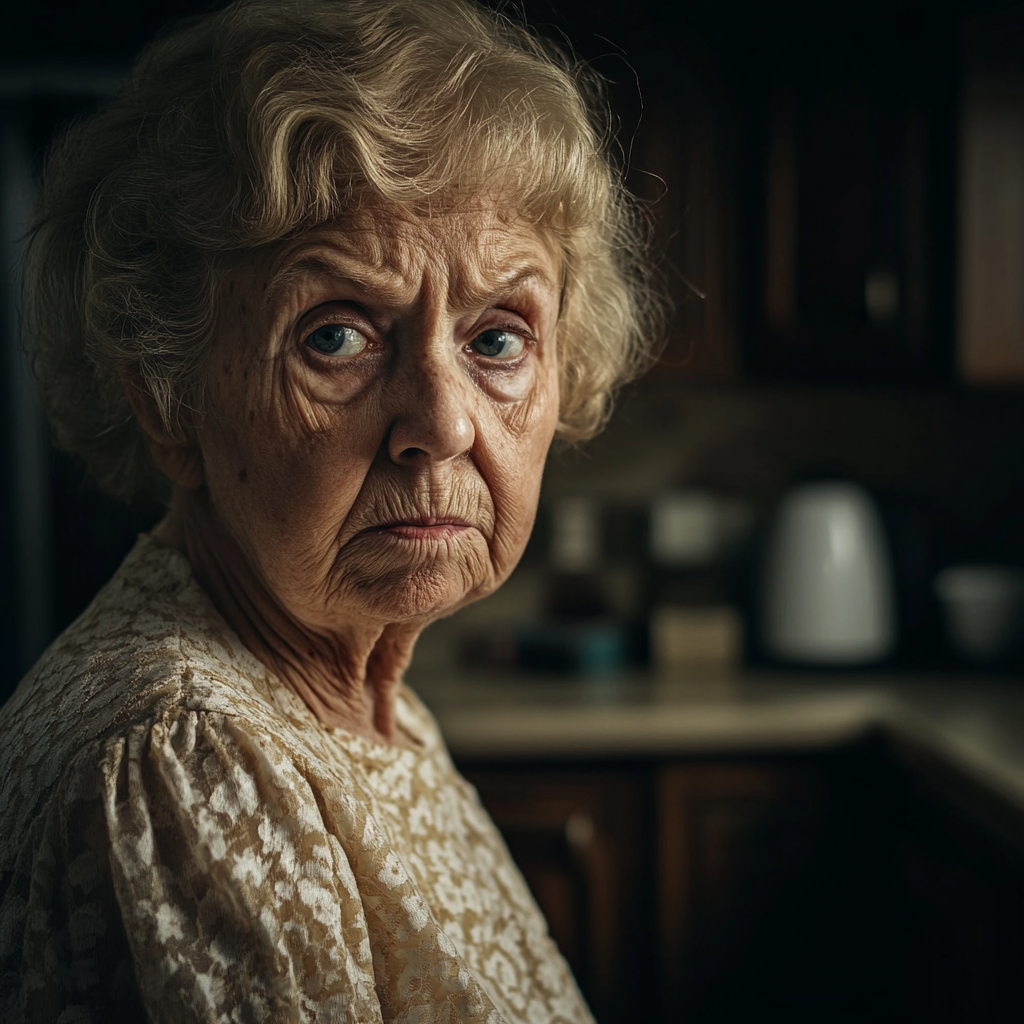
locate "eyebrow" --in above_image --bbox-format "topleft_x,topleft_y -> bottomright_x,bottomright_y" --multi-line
263,246 -> 559,313
263,253 -> 372,307
454,265 -> 558,307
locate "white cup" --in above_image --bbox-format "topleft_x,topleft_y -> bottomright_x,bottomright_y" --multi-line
935,565 -> 1024,664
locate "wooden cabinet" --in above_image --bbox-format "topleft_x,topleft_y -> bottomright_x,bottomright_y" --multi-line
889,737 -> 1024,1023
632,70 -> 738,384
464,741 -> 1024,1023
735,8 -> 957,383
465,748 -> 903,1023
615,3 -> 965,386
463,767 -> 652,1023
956,8 -> 1024,386
656,762 -> 830,1020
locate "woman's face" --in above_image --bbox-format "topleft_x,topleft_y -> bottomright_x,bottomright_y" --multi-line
195,207 -> 561,633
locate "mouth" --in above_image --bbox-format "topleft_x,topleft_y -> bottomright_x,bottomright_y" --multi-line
363,516 -> 474,541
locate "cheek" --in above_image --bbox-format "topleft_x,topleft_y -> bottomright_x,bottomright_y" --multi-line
483,370 -> 559,563
200,367 -> 378,561
472,359 -> 537,403
251,436 -> 371,543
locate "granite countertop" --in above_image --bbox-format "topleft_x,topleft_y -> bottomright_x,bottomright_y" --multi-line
409,670 -> 1024,811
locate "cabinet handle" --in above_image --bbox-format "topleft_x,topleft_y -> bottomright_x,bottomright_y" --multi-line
565,811 -> 595,851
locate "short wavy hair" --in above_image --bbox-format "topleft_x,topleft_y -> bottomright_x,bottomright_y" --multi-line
25,0 -> 664,503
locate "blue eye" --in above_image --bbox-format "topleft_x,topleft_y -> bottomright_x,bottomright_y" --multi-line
306,323 -> 367,356
470,329 -> 525,359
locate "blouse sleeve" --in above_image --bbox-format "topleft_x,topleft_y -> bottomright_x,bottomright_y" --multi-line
1,708 -> 507,1024
2,708 -> 505,1024
100,709 -> 385,1023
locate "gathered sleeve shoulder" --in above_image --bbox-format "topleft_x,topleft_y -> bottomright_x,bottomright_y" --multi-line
0,707 -> 503,1024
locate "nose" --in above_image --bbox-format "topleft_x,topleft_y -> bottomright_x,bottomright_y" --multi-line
386,344 -> 476,466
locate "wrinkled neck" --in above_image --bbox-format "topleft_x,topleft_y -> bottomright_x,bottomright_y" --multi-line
152,487 -> 421,747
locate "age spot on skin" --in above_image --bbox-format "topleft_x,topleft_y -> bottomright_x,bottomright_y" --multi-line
238,467 -> 249,483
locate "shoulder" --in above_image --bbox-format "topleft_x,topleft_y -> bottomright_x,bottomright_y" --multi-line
0,536 -> 303,848
1,705 -> 381,1022
1,697 -> 505,1023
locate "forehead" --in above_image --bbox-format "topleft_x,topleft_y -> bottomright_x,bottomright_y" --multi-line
260,206 -> 562,307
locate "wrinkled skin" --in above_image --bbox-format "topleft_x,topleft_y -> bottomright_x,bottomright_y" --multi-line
134,209 -> 561,745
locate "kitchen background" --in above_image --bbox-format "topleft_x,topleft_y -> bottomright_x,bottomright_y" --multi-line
3,0 -> 1022,693
4,1 -> 1024,1021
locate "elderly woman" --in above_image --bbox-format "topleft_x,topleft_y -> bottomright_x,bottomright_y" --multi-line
0,0 -> 659,1020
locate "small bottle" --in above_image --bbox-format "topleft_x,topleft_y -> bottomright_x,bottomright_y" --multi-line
646,491 -> 746,674
519,497 -> 623,674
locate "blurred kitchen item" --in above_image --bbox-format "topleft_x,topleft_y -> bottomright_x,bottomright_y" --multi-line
650,491 -> 721,566
650,605 -> 743,673
760,481 -> 896,664
461,619 -> 627,676
517,620 -> 626,675
646,491 -> 751,671
650,491 -> 753,567
545,496 -> 611,620
533,496 -> 623,673
935,565 -> 1024,664
550,497 -> 601,572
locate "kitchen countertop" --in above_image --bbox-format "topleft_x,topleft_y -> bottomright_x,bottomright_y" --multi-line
409,669 -> 1024,814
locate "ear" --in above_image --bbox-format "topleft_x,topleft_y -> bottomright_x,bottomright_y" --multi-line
123,374 -> 205,490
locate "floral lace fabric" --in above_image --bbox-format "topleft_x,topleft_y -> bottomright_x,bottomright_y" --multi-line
0,536 -> 592,1024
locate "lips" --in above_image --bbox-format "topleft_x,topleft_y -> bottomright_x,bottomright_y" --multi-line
380,515 -> 472,529
360,514 -> 474,540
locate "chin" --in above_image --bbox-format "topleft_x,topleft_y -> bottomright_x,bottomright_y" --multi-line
341,562 -> 488,624
330,532 -> 500,622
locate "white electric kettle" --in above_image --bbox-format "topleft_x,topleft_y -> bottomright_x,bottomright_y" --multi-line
760,481 -> 896,664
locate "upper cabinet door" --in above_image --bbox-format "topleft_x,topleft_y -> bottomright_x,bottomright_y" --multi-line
737,6 -> 957,383
958,8 -> 1024,387
630,44 -> 740,383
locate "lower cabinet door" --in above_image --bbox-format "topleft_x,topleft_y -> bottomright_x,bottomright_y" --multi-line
657,761 -> 835,1023
467,751 -> 1003,1023
462,766 -> 652,1024
890,739 -> 1024,1023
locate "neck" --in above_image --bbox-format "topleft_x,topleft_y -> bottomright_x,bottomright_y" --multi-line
153,488 -> 421,746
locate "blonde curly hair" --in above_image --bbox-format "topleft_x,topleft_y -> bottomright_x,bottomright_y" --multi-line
25,0 -> 664,502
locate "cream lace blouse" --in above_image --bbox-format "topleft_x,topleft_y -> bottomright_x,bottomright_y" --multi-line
0,536 -> 592,1024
